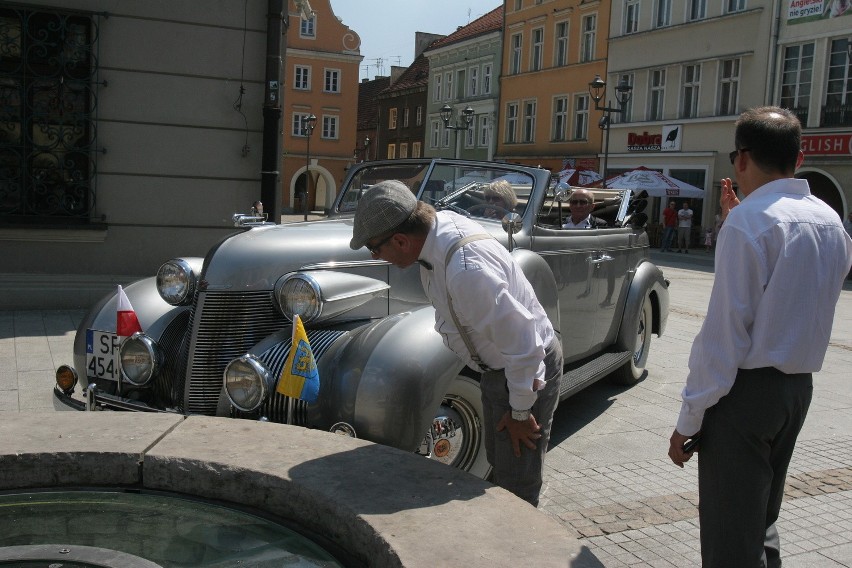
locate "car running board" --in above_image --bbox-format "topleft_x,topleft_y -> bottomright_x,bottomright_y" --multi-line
558,350 -> 632,399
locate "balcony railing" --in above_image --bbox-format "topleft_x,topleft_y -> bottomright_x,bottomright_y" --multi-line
789,107 -> 809,126
821,104 -> 852,127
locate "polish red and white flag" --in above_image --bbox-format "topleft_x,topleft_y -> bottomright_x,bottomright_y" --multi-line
116,285 -> 142,337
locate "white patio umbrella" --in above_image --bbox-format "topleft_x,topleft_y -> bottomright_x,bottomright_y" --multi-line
556,168 -> 603,187
603,166 -> 705,198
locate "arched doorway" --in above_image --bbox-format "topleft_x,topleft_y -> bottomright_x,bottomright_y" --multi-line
290,164 -> 336,214
797,170 -> 845,217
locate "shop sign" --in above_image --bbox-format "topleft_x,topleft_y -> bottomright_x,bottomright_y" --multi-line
627,125 -> 681,152
801,133 -> 852,156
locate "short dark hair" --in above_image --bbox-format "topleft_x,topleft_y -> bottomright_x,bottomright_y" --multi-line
734,106 -> 801,175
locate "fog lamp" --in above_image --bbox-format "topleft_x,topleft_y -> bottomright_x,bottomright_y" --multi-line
119,333 -> 160,386
224,354 -> 270,412
55,365 -> 79,394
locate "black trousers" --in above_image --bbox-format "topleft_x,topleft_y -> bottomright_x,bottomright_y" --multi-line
698,367 -> 813,568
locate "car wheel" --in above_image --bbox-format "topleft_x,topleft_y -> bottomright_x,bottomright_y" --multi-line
611,295 -> 652,386
425,375 -> 492,479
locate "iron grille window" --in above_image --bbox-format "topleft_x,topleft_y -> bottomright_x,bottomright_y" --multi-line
0,6 -> 100,224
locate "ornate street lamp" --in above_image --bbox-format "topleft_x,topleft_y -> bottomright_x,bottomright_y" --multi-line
589,75 -> 633,188
440,104 -> 475,159
354,136 -> 371,162
302,113 -> 317,221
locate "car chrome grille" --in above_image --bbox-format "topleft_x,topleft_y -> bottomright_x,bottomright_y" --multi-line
185,291 -> 288,415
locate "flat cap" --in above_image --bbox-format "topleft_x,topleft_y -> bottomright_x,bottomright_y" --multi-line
350,180 -> 417,250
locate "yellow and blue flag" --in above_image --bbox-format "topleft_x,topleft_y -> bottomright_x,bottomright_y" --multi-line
276,315 -> 320,403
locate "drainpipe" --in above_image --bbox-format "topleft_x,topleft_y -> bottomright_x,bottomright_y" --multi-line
261,0 -> 285,222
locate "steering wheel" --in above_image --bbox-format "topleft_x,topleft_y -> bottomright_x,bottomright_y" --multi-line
466,203 -> 511,219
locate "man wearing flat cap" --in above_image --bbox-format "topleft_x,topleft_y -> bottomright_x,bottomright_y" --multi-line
350,180 -> 562,506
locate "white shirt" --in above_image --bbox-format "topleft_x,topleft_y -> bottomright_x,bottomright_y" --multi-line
676,178 -> 852,435
419,211 -> 555,411
677,208 -> 693,228
562,215 -> 593,229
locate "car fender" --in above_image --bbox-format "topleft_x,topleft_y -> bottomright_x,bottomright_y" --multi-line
234,305 -> 465,452
616,259 -> 669,349
72,277 -> 191,386
511,248 -> 560,334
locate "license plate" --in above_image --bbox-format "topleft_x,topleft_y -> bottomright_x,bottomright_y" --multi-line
86,329 -> 120,381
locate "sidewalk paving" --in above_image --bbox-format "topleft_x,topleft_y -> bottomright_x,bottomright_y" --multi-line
1,251 -> 851,567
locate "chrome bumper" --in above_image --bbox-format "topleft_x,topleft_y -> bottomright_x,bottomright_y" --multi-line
53,384 -> 170,413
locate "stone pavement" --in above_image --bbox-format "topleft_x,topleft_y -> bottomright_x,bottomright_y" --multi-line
1,249 -> 851,567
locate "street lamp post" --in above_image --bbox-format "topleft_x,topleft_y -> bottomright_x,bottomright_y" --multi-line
302,113 -> 317,221
588,75 -> 633,188
354,136 -> 371,162
440,104 -> 475,159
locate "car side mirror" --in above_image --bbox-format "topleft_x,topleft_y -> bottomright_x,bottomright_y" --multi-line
502,212 -> 523,252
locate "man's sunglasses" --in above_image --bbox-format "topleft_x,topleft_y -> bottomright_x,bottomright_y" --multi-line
729,147 -> 750,165
366,234 -> 394,255
569,199 -> 591,205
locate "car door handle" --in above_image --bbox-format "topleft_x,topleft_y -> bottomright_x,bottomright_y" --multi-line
589,253 -> 613,266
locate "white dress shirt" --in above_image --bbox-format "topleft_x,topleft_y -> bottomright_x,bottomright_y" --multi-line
677,178 -> 852,435
562,215 -> 593,229
419,211 -> 555,411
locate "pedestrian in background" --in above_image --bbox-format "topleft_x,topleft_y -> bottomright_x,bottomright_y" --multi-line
675,201 -> 693,253
349,180 -> 563,506
660,200 -> 678,251
668,106 -> 852,567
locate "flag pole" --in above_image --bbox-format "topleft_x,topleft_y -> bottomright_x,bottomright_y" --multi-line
285,315 -> 297,425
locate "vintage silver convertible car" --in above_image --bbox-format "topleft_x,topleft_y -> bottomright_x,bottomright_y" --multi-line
55,158 -> 669,478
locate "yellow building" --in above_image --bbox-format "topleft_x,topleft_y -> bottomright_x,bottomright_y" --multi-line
284,0 -> 362,214
496,0 -> 612,175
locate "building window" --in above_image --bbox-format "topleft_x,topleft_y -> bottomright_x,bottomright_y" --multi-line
483,64 -> 493,94
479,115 -> 490,147
688,0 -> 706,21
681,64 -> 701,118
581,15 -> 596,63
445,72 -> 454,102
515,0 -> 522,10
388,108 -> 397,129
403,107 -> 410,127
399,143 -> 408,158
511,33 -> 523,74
553,96 -> 569,141
573,94 -> 589,140
780,43 -> 814,122
726,0 -> 746,12
531,28 -> 544,71
656,0 -> 672,26
649,69 -> 666,121
442,124 -> 450,147
825,38 -> 852,126
466,120 -> 475,147
555,22 -> 569,67
0,7 -> 100,224
300,14 -> 315,38
625,0 -> 640,34
433,74 -> 442,102
293,112 -> 311,136
430,120 -> 441,148
387,144 -> 395,159
294,66 -> 311,90
412,141 -> 421,157
718,59 -> 740,116
322,115 -> 338,139
469,67 -> 478,96
324,69 -> 340,93
416,105 -> 423,125
524,101 -> 536,142
505,102 -> 519,143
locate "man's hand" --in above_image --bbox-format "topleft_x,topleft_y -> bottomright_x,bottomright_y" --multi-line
668,429 -> 696,468
497,411 -> 542,457
720,177 -> 740,221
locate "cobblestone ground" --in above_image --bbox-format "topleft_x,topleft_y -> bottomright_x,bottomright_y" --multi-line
539,262 -> 852,567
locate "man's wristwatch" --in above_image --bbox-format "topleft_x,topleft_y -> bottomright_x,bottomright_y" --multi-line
511,408 -> 531,421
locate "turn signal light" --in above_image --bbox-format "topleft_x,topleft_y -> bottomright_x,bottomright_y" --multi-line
55,365 -> 79,393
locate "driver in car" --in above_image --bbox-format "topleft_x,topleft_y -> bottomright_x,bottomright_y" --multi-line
473,179 -> 517,219
562,188 -> 608,229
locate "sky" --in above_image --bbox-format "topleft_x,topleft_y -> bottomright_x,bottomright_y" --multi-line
330,1 -> 503,82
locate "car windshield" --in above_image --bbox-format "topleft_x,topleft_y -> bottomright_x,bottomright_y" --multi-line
336,162 -> 534,221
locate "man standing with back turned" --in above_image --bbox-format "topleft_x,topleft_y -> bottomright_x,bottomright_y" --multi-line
668,106 -> 852,567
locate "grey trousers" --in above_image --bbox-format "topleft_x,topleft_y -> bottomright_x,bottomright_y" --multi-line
480,337 -> 563,507
698,367 -> 812,568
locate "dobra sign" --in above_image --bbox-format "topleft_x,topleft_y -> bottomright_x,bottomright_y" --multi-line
801,133 -> 852,156
627,125 -> 682,152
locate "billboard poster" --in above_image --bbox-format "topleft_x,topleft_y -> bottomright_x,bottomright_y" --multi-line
788,0 -> 850,23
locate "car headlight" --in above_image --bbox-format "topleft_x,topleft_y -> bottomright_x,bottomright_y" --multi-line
119,333 -> 160,386
224,354 -> 270,412
275,273 -> 322,322
156,259 -> 199,305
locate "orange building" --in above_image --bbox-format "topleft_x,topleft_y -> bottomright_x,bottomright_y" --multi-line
283,0 -> 362,214
496,0 -> 611,175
